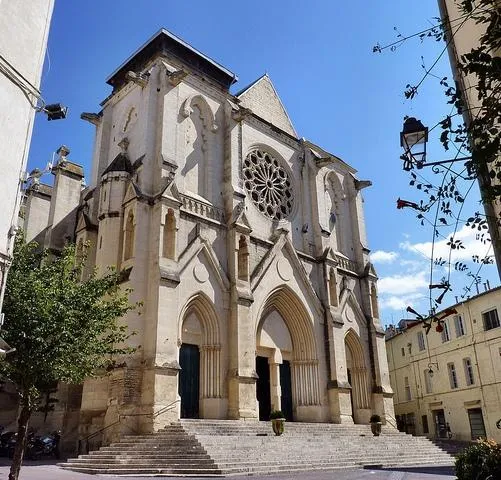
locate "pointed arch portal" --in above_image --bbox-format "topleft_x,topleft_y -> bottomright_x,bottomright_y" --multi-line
256,287 -> 320,421
179,293 -> 221,418
345,329 -> 371,424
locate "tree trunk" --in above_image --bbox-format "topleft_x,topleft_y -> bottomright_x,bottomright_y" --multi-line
8,402 -> 32,480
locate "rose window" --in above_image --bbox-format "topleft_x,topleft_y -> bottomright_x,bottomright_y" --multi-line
243,149 -> 294,220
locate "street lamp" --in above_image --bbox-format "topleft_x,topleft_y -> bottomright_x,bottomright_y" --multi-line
400,117 -> 428,171
42,103 -> 68,121
399,117 -> 471,171
427,362 -> 439,378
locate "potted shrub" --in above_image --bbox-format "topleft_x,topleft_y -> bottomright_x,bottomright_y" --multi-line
269,410 -> 285,436
370,414 -> 382,436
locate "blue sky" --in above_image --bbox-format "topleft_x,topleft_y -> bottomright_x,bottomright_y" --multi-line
27,1 -> 499,326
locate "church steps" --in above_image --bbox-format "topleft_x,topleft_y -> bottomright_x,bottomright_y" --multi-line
59,420 -> 454,475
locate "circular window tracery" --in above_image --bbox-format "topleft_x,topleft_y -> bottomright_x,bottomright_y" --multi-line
243,149 -> 294,220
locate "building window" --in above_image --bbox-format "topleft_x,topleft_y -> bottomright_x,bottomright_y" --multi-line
424,369 -> 433,394
404,376 -> 411,401
463,357 -> 475,386
441,320 -> 450,343
417,331 -> 426,351
482,309 -> 500,331
448,363 -> 458,389
243,149 -> 294,220
454,314 -> 466,337
401,347 -> 405,357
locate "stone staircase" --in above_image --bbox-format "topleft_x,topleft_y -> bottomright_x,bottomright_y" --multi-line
59,419 -> 455,476
431,438 -> 473,457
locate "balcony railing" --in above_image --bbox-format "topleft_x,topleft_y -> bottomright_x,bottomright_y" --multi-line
180,194 -> 225,223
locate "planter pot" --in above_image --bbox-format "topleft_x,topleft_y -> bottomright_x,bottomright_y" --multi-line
371,421 -> 382,436
271,418 -> 285,436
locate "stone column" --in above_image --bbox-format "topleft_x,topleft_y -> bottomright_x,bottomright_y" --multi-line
269,351 -> 282,412
327,321 -> 353,424
228,294 -> 258,419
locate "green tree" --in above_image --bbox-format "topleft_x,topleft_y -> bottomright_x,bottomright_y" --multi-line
0,234 -> 137,480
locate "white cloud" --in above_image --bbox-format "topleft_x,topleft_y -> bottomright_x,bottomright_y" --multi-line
399,225 -> 492,264
379,293 -> 427,311
378,271 -> 428,296
371,250 -> 398,264
378,271 -> 430,314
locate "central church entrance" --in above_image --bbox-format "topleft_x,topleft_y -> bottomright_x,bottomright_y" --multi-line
255,356 -> 293,421
256,286 -> 321,422
256,356 -> 271,420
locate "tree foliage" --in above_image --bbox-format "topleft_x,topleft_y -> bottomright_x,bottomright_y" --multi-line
374,0 -> 501,309
455,438 -> 501,480
0,233 -> 138,480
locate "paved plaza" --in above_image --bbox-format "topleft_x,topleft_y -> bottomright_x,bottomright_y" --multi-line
0,460 -> 457,480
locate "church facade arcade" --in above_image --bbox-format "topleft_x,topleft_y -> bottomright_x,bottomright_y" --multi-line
21,29 -> 394,442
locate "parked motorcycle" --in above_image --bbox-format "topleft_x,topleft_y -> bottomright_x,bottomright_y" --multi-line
0,429 -> 16,457
26,431 -> 61,460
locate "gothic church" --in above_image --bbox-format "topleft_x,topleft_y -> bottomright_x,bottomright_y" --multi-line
20,29 -> 394,444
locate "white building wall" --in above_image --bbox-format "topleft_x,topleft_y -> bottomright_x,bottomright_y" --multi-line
386,287 -> 501,441
0,0 -> 54,310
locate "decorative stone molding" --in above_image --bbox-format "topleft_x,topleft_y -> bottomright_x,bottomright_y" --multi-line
125,70 -> 149,88
167,68 -> 188,86
354,179 -> 372,191
80,112 -> 102,125
231,106 -> 252,123
243,149 -> 294,221
181,94 -> 218,132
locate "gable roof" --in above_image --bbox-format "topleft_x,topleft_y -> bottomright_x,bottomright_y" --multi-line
236,74 -> 297,137
106,28 -> 238,91
102,153 -> 133,176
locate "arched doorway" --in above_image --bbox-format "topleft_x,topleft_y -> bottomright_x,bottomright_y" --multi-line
256,309 -> 293,421
178,294 -> 221,419
256,287 -> 320,422
345,330 -> 371,424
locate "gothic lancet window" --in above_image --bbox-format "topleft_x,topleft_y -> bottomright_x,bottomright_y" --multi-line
124,211 -> 135,261
183,105 -> 208,199
238,235 -> 249,281
329,267 -> 338,307
325,177 -> 343,254
163,209 -> 176,260
370,284 -> 379,318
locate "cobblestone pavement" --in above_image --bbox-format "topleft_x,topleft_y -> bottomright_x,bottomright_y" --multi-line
0,461 -> 457,480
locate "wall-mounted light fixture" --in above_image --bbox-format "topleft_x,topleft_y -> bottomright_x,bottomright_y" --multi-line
428,362 -> 439,378
43,103 -> 68,121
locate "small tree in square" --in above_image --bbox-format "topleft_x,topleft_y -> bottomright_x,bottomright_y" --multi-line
0,233 -> 138,480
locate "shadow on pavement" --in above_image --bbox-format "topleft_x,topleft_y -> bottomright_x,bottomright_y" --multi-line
366,465 -> 456,476
0,458 -> 63,467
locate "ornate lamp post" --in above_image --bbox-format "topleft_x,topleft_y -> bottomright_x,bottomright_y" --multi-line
399,117 -> 471,171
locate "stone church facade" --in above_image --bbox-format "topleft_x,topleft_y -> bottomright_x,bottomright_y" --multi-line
21,29 -> 394,443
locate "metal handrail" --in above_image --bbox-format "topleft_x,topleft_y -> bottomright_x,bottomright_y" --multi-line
78,399 -> 180,454
385,415 -> 398,430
